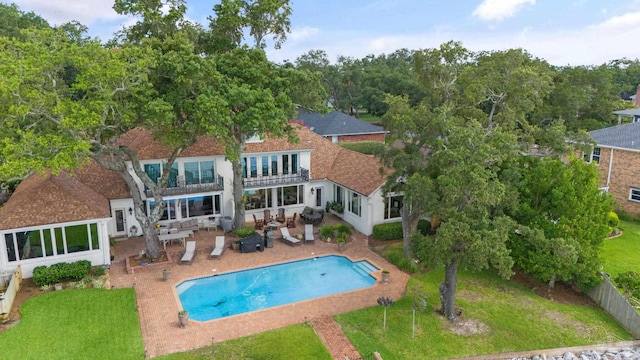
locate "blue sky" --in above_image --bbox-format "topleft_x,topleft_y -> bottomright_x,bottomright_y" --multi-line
3,0 -> 640,66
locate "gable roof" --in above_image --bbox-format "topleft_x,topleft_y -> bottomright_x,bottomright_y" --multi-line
0,168 -> 111,230
296,111 -> 385,137
0,125 -> 389,230
589,121 -> 640,151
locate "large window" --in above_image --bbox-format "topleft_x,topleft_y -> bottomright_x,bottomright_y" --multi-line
148,199 -> 177,221
384,195 -> 403,219
181,195 -> 219,217
4,224 -> 98,262
151,195 -> 221,219
184,160 -> 215,185
282,155 -> 289,175
144,163 -> 161,183
261,156 -> 269,176
348,191 -> 362,217
630,188 -> 640,202
277,185 -> 304,206
184,162 -> 200,185
334,185 -> 345,207
244,189 -> 272,210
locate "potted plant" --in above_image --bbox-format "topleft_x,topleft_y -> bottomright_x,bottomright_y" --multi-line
162,268 -> 170,281
178,310 -> 189,327
381,270 -> 390,284
336,234 -> 346,252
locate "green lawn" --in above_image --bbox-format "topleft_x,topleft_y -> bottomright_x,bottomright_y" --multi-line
602,219 -> 640,277
157,323 -> 332,360
0,288 -> 144,360
358,113 -> 382,123
336,270 -> 632,360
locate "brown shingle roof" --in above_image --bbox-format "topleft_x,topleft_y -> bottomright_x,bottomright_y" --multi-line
1,125 -> 389,230
0,169 -> 111,230
73,160 -> 131,200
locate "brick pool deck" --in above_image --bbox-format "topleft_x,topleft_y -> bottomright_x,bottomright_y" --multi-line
109,217 -> 409,358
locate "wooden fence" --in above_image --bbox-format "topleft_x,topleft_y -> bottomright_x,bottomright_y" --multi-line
0,266 -> 22,320
587,272 -> 640,338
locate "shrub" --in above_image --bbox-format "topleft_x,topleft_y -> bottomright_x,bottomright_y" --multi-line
616,210 -> 637,222
614,271 -> 640,299
233,226 -> 256,238
92,266 -> 106,277
319,225 -> 333,240
397,258 -> 419,273
372,222 -> 403,241
32,260 -> 92,286
417,219 -> 431,235
339,141 -> 385,155
332,223 -> 351,236
607,211 -> 620,228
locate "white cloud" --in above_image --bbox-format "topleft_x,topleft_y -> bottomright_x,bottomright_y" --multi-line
270,9 -> 640,67
472,0 -> 536,22
7,0 -> 123,26
591,11 -> 640,31
289,26 -> 319,41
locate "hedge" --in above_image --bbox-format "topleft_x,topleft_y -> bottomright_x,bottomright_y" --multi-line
372,219 -> 432,241
339,141 -> 385,155
32,260 -> 92,286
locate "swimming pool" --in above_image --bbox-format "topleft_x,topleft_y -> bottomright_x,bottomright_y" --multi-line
176,255 -> 379,321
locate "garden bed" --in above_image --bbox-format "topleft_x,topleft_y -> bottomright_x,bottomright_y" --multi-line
125,251 -> 172,274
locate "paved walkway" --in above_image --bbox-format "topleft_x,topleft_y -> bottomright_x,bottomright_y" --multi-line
109,216 -> 409,358
310,315 -> 361,360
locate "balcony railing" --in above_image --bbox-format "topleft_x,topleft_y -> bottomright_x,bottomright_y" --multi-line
145,174 -> 224,197
243,168 -> 309,188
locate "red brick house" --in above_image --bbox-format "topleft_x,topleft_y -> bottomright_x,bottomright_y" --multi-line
296,111 -> 385,143
588,121 -> 640,216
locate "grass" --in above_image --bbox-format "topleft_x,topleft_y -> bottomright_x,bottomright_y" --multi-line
602,219 -> 640,278
0,288 -> 144,360
157,323 -> 332,360
336,270 -> 632,360
358,113 -> 382,123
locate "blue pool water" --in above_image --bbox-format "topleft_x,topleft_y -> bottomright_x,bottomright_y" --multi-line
176,255 -> 379,321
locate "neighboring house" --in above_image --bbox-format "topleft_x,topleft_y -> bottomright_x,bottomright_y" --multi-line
613,108 -> 640,124
0,125 -> 401,278
587,121 -> 640,216
296,111 -> 385,143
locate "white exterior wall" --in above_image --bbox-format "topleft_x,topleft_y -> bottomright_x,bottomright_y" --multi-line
0,218 -> 111,278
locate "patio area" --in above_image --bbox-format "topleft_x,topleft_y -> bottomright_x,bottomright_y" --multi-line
109,215 -> 410,358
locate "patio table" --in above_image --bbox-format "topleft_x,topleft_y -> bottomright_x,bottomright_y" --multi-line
265,221 -> 281,231
158,231 -> 191,250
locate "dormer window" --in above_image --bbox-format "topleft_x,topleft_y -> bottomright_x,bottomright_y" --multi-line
246,133 -> 263,143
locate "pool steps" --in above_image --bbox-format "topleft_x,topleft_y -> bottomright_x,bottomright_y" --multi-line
351,261 -> 379,278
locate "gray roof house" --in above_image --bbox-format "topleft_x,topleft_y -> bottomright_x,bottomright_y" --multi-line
295,111 -> 385,143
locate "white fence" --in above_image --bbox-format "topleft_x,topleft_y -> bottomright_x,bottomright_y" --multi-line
0,265 -> 22,320
587,272 -> 640,338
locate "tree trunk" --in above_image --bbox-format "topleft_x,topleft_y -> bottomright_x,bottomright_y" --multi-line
400,205 -> 420,259
439,259 -> 459,321
117,167 -> 162,260
232,158 -> 246,229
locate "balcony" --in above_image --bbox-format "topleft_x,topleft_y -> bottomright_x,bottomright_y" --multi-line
145,175 -> 224,197
243,168 -> 309,188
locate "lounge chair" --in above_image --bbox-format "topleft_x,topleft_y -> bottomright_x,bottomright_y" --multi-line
280,227 -> 301,246
210,236 -> 225,259
304,224 -> 315,244
180,241 -> 196,264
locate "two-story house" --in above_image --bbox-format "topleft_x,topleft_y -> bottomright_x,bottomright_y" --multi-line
0,125 -> 401,278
